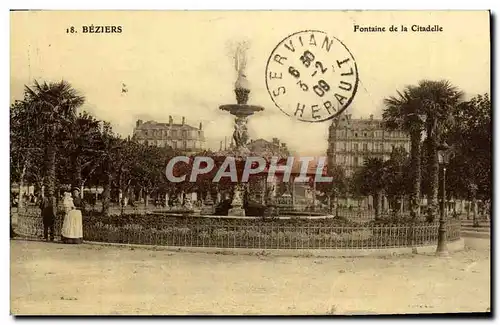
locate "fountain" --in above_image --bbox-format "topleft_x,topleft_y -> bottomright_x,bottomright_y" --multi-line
219,42 -> 264,217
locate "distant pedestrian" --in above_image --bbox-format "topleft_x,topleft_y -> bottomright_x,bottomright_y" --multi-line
40,193 -> 56,242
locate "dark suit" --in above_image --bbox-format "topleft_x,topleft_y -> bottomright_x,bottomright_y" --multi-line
40,196 -> 56,240
72,196 -> 82,209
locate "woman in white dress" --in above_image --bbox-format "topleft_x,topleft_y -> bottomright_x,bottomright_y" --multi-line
61,191 -> 83,244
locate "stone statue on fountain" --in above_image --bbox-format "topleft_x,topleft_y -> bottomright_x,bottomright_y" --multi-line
233,117 -> 249,149
264,181 -> 278,217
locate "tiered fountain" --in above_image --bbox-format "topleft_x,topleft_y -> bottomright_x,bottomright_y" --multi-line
218,44 -> 264,216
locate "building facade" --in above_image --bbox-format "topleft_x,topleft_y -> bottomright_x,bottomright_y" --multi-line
132,116 -> 205,154
327,113 -> 410,177
246,138 -> 290,156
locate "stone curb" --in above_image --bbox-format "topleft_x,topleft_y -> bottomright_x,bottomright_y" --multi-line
83,238 -> 465,258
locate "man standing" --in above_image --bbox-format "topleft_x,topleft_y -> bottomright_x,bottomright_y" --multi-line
40,192 -> 56,241
72,188 -> 82,210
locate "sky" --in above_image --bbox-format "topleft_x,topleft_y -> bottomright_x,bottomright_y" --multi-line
10,10 -> 490,155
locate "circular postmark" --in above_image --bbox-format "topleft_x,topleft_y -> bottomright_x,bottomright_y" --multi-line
265,30 -> 359,122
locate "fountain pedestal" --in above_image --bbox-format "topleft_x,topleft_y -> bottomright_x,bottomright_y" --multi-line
219,50 -> 265,217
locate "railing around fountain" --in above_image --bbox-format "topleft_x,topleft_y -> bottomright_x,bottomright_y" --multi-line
16,208 -> 461,250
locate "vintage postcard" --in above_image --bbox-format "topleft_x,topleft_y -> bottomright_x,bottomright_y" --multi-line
10,10 -> 491,315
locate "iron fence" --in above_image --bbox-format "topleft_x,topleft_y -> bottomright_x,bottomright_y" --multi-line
16,208 -> 461,250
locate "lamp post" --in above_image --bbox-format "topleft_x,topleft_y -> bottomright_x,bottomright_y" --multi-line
436,142 -> 452,257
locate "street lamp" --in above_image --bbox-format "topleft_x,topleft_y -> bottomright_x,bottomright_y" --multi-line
436,141 -> 453,257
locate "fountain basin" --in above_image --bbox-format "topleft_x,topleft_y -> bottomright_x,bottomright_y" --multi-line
219,104 -> 264,117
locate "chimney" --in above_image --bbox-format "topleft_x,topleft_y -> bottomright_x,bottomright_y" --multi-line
136,119 -> 143,128
199,122 -> 202,130
169,116 -> 173,126
182,117 -> 185,125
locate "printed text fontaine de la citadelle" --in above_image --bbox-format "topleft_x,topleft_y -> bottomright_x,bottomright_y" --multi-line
354,24 -> 444,33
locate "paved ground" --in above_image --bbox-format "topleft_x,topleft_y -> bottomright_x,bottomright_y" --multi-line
10,239 -> 490,315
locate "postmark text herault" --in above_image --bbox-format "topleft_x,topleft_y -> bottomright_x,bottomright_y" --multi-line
265,30 -> 359,123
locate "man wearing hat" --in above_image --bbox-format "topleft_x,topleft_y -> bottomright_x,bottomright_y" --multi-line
72,187 -> 82,209
40,191 -> 56,241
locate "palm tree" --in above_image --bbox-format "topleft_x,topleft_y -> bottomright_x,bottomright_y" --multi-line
383,86 -> 425,221
24,80 -> 85,199
413,80 -> 463,222
59,112 -> 102,196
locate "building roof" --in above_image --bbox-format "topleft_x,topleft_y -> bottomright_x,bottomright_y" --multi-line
135,120 -> 199,131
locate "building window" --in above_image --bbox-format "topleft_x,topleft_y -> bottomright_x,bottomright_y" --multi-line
354,157 -> 358,166
183,140 -> 187,149
363,143 -> 368,151
364,132 -> 367,137
171,130 -> 177,138
182,131 -> 187,138
355,132 -> 358,137
354,143 -> 358,151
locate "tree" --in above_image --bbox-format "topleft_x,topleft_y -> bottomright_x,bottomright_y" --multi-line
383,85 -> 425,220
414,80 -> 464,222
447,94 -> 491,198
10,98 -> 44,207
129,144 -> 174,207
24,80 -> 85,200
383,147 -> 411,213
446,94 -> 491,222
315,165 -> 348,214
351,157 -> 386,220
95,123 -> 120,216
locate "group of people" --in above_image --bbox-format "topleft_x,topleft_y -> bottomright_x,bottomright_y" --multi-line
39,188 -> 83,244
